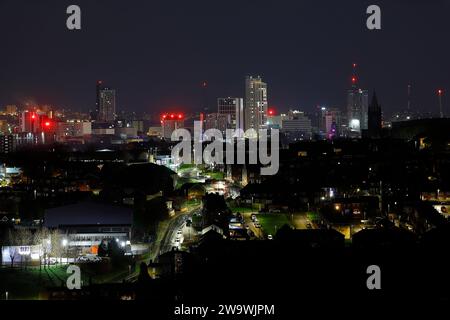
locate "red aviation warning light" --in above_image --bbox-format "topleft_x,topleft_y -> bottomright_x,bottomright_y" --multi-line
31,113 -> 36,119
268,108 -> 275,116
45,121 -> 51,127
161,112 -> 184,122
351,63 -> 358,86
438,89 -> 443,96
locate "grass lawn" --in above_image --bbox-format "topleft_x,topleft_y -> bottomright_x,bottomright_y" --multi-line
306,211 -> 321,222
258,213 -> 293,236
184,198 -> 201,208
0,267 -> 46,299
83,264 -> 129,283
0,259 -> 143,299
0,265 -> 89,300
230,206 -> 254,213
175,177 -> 199,189
179,164 -> 196,170
204,171 -> 224,180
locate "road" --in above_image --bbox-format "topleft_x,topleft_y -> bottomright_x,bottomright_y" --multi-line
159,213 -> 188,254
124,206 -> 200,283
156,207 -> 201,256
291,213 -> 313,229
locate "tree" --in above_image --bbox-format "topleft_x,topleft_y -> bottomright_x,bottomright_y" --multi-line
6,229 -> 19,268
133,197 -> 169,240
98,239 -> 108,257
49,229 -> 63,265
108,239 -> 125,261
33,227 -> 50,269
137,262 -> 151,283
16,228 -> 33,269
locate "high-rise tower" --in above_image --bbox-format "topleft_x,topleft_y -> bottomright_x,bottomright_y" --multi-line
98,87 -> 116,122
244,76 -> 268,133
346,63 -> 368,136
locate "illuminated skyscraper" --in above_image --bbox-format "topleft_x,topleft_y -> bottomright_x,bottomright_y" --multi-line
346,64 -> 368,136
244,76 -> 268,133
98,87 -> 116,122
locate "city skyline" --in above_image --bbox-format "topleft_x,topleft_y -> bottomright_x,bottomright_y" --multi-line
0,0 -> 448,116
1,0 -> 450,311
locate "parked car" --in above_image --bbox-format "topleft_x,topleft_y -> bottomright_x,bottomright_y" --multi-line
76,256 -> 89,263
44,257 -> 58,265
267,234 -> 273,240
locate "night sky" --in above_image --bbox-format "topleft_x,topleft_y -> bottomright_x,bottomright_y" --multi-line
0,0 -> 448,116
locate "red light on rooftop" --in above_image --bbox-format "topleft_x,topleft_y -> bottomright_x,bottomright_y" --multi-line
178,113 -> 183,119
268,108 -> 275,116
351,76 -> 357,83
45,121 -> 50,127
31,114 -> 36,119
170,114 -> 175,119
352,63 -> 357,68
438,89 -> 443,95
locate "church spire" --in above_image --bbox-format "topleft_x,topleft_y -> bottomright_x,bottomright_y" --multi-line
370,90 -> 380,111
